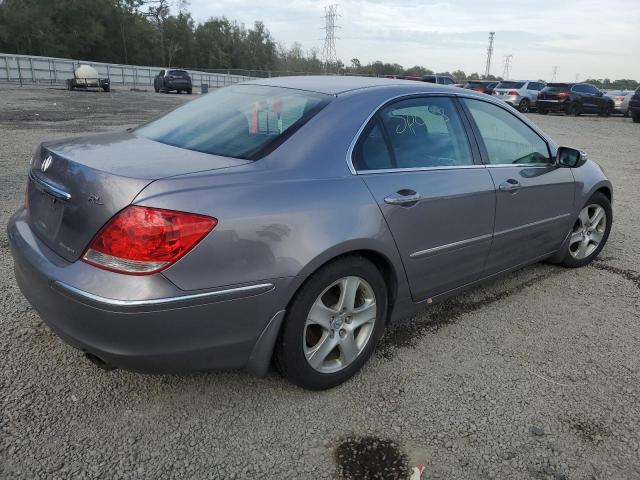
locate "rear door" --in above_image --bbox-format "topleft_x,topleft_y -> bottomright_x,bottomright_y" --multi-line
354,96 -> 496,301
461,98 -> 574,274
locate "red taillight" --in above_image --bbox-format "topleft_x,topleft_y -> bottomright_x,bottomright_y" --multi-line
557,92 -> 570,98
473,87 -> 484,92
82,206 -> 217,275
507,90 -> 519,96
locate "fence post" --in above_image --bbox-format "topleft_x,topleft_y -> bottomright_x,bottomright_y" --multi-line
106,64 -> 111,82
16,57 -> 23,87
28,57 -> 35,83
4,56 -> 10,81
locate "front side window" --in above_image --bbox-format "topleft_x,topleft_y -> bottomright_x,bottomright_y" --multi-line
377,97 -> 473,168
136,85 -> 332,160
463,99 -> 550,165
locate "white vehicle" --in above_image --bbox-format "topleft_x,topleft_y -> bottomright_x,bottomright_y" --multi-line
493,80 -> 546,113
66,64 -> 110,92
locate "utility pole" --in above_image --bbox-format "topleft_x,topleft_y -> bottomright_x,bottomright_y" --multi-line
484,32 -> 495,78
551,66 -> 558,82
321,4 -> 340,72
502,54 -> 513,80
575,73 -> 579,82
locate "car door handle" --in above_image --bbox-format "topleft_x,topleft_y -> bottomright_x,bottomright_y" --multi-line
384,190 -> 422,205
499,179 -> 521,192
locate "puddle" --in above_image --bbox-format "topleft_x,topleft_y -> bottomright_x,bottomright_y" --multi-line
334,435 -> 408,480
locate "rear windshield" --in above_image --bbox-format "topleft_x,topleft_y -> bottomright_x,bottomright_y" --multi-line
465,81 -> 483,87
135,85 -> 332,160
544,83 -> 571,91
168,70 -> 189,76
497,81 -> 525,89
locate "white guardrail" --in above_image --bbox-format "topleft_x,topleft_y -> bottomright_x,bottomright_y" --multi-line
0,53 -> 257,88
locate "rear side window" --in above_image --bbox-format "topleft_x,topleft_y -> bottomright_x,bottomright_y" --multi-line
356,97 -> 473,170
463,99 -> 550,165
136,85 -> 332,160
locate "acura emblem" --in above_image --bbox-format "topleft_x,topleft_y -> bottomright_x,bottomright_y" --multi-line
41,155 -> 53,172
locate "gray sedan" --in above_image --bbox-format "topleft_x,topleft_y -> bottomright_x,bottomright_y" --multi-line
8,77 -> 613,390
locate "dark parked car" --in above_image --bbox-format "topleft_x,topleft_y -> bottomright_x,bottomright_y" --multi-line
463,81 -> 498,95
154,69 -> 192,94
537,83 -> 614,116
629,86 -> 640,123
8,77 -> 613,390
421,75 -> 456,85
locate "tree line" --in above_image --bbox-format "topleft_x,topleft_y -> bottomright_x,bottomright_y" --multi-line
0,0 -> 637,89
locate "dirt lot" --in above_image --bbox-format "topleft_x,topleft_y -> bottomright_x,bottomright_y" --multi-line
1,84 -> 639,480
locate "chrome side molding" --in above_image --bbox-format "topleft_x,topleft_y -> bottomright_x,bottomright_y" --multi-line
53,281 -> 275,307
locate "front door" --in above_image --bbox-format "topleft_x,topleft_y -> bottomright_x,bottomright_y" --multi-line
462,98 -> 575,275
353,96 -> 496,301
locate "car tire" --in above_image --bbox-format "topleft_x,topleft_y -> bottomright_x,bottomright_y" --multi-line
154,87 -> 159,93
558,192 -> 612,268
518,98 -> 530,113
569,102 -> 581,116
187,88 -> 192,95
632,113 -> 640,124
275,255 -> 388,390
538,108 -> 548,115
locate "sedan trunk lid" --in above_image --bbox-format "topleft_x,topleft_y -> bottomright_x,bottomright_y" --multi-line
27,131 -> 250,262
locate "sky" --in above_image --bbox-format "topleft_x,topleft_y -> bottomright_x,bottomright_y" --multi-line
188,0 -> 640,81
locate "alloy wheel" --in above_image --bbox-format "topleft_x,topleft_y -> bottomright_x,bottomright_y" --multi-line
303,276 -> 377,373
569,204 -> 607,260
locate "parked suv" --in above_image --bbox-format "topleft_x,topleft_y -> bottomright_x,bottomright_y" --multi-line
629,87 -> 640,123
463,81 -> 498,95
493,80 -> 545,113
537,83 -> 614,116
154,69 -> 193,94
421,74 -> 456,85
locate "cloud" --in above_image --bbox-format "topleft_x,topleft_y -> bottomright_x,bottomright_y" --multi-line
188,0 -> 640,79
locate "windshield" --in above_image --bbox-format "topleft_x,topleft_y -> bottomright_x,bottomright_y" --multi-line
497,81 -> 525,89
136,85 -> 332,160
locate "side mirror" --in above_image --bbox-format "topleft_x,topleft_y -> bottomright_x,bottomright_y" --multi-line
597,91 -> 603,97
557,146 -> 587,168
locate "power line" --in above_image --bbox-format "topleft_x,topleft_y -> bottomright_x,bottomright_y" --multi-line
484,32 -> 495,78
321,4 -> 340,71
502,54 -> 513,79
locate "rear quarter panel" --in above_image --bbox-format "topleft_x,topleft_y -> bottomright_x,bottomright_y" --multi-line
135,167 -> 408,302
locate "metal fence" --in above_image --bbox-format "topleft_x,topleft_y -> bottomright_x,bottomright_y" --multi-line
0,53 -> 257,88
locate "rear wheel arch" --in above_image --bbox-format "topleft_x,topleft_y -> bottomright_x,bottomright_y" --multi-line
285,248 -> 400,324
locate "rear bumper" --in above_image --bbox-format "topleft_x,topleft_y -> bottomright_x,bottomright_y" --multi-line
8,210 -> 289,374
537,100 -> 570,112
164,81 -> 192,90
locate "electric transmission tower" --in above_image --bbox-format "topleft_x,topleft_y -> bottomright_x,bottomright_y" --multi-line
551,66 -> 558,82
502,54 -> 513,79
321,4 -> 340,72
484,32 -> 495,78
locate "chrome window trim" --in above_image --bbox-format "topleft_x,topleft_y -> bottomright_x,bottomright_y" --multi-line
485,163 -> 554,168
358,164 -> 486,175
53,281 -> 274,307
345,91 -> 474,175
410,233 -> 493,258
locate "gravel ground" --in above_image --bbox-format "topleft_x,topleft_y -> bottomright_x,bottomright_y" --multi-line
1,85 -> 639,480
